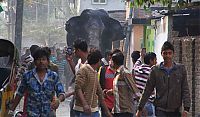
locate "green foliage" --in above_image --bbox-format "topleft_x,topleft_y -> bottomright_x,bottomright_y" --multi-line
131,0 -> 190,9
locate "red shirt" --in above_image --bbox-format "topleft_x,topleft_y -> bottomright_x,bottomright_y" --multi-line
104,67 -> 115,109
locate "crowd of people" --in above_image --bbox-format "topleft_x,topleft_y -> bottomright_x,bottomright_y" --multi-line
7,39 -> 191,117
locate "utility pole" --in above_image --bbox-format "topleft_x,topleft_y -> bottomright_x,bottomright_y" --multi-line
15,0 -> 24,55
7,0 -> 11,40
123,1 -> 133,67
36,1 -> 38,22
11,0 -> 16,42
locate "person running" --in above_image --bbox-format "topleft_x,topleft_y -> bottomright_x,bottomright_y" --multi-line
8,47 -> 65,117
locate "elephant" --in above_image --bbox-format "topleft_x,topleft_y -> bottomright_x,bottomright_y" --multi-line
65,9 -> 125,56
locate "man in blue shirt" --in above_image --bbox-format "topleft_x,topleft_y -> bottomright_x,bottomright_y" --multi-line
8,47 -> 65,117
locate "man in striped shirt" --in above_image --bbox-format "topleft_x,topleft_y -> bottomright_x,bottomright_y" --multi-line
134,52 -> 157,116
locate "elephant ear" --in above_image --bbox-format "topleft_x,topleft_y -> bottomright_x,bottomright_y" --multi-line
65,16 -> 81,32
65,16 -> 85,47
108,18 -> 125,41
66,33 -> 75,47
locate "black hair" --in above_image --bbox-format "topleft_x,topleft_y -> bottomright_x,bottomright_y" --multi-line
144,52 -> 156,65
87,50 -> 102,65
30,45 -> 39,56
104,50 -> 111,58
161,41 -> 174,52
73,39 -> 88,52
110,48 -> 122,57
112,52 -> 124,66
43,47 -> 51,56
32,47 -> 50,61
131,51 -> 140,62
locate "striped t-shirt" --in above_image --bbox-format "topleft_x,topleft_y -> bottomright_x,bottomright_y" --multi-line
134,64 -> 155,102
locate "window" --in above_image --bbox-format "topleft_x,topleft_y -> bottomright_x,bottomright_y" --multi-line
92,0 -> 107,4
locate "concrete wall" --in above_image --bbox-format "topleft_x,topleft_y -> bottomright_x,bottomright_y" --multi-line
79,0 -> 125,13
127,25 -> 143,69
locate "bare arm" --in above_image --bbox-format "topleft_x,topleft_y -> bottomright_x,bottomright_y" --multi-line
65,91 -> 75,98
10,74 -> 27,111
66,55 -> 76,74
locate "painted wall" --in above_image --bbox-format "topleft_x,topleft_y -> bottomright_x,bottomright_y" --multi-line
133,25 -> 144,51
144,20 -> 156,52
79,0 -> 125,14
128,25 -> 144,69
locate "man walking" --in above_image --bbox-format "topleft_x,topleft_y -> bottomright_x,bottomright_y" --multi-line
74,50 -> 112,117
134,52 -> 157,116
65,39 -> 89,116
106,52 -> 140,117
98,49 -> 121,116
136,41 -> 191,117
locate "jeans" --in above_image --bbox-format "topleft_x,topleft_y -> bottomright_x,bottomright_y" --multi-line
70,97 -> 76,117
75,111 -> 100,117
144,101 -> 155,116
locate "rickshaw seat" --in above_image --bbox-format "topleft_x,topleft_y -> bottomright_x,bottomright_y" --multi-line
0,68 -> 11,89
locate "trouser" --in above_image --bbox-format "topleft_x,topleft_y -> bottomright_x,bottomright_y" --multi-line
132,100 -> 138,117
143,101 -> 155,116
70,97 -> 76,117
113,112 -> 133,117
75,111 -> 100,117
49,110 -> 56,117
155,108 -> 181,117
101,108 -> 112,117
133,100 -> 155,117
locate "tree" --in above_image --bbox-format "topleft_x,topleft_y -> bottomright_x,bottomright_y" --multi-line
126,0 -> 193,9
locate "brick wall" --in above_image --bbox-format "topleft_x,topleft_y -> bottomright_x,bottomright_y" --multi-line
172,36 -> 200,117
194,38 -> 200,116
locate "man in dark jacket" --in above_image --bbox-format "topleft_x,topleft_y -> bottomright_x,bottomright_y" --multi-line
136,41 -> 191,117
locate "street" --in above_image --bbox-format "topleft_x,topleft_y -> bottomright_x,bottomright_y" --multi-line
56,98 -> 70,117
15,97 -> 71,117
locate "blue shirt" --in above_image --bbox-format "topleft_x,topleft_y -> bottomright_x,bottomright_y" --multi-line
16,68 -> 65,117
160,62 -> 175,76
